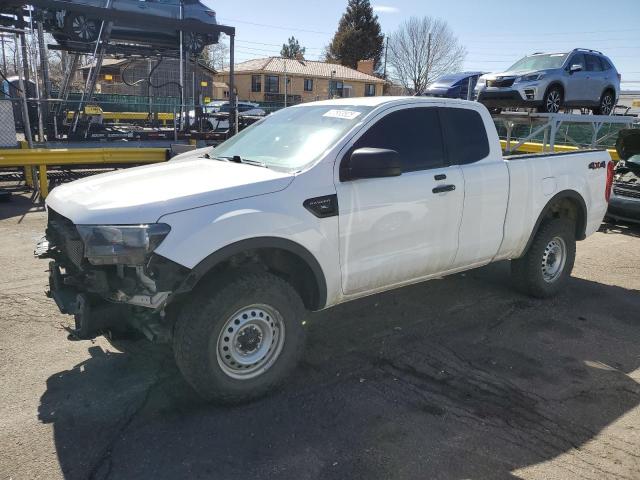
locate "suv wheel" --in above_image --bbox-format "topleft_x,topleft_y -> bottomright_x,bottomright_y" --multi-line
538,86 -> 563,113
173,272 -> 307,403
185,32 -> 206,54
593,90 -> 614,115
65,14 -> 99,42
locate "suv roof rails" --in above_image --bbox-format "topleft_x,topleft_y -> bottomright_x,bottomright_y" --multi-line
572,48 -> 603,55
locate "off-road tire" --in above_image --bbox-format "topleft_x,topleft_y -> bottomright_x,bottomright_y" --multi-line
173,272 -> 306,403
511,218 -> 576,298
537,86 -> 563,113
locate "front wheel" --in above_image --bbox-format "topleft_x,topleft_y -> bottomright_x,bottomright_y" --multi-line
185,32 -> 206,54
511,218 -> 576,298
173,272 -> 306,403
537,86 -> 563,113
64,14 -> 99,42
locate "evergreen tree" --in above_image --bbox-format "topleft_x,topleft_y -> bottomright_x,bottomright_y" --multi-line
281,36 -> 306,59
326,0 -> 384,70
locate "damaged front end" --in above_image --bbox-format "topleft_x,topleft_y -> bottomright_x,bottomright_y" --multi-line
35,209 -> 189,342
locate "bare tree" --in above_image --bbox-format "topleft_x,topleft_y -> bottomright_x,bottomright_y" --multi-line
202,35 -> 229,72
388,16 -> 466,95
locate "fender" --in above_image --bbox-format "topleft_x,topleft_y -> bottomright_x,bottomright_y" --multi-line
522,190 -> 587,255
175,236 -> 328,309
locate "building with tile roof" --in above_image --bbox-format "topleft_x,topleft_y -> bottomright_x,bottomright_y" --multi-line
216,56 -> 385,104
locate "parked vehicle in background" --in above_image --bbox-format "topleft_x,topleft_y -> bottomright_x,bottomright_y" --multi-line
43,0 -> 219,53
37,97 -> 612,403
607,129 -> 640,223
189,101 -> 266,131
475,49 -> 620,114
424,72 -> 485,99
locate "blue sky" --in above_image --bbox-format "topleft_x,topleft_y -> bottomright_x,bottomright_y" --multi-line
204,0 -> 640,89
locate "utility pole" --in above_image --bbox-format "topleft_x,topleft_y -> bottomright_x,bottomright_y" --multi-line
425,32 -> 432,94
383,36 -> 389,79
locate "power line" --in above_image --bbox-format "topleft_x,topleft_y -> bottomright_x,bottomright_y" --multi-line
218,18 -> 331,35
237,39 -> 324,52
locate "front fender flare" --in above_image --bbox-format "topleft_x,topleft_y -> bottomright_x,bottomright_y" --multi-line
175,236 -> 328,310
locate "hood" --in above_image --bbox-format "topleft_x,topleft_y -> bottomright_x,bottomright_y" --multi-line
480,69 -> 549,81
46,158 -> 294,225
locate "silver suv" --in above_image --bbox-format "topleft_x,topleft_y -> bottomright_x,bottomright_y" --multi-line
475,49 -> 620,114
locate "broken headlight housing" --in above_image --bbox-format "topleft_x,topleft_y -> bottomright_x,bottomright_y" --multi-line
77,224 -> 171,266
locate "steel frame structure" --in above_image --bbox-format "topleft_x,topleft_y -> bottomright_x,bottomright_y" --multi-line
0,0 -> 237,140
496,111 -> 639,154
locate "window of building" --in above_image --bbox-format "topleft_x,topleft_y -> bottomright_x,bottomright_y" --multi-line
440,108 -> 490,165
304,78 -> 313,91
353,107 -> 445,172
265,75 -> 279,93
251,75 -> 261,92
329,80 -> 344,97
364,83 -> 376,96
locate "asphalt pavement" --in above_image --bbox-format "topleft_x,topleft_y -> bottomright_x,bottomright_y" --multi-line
1,190 -> 639,480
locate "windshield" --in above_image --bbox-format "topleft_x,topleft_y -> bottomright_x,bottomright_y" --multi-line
628,154 -> 640,166
507,53 -> 568,72
212,105 -> 374,171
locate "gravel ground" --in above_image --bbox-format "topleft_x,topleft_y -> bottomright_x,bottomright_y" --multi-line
1,188 -> 639,480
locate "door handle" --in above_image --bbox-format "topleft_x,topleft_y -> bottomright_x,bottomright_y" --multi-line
432,184 -> 456,194
434,174 -> 446,180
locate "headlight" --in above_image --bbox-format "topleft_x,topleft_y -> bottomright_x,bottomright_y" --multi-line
517,73 -> 545,82
77,224 -> 171,266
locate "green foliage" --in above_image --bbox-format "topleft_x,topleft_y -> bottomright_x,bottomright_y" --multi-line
326,0 -> 384,70
281,36 -> 306,59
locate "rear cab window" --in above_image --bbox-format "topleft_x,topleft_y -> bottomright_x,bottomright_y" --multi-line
440,108 -> 490,165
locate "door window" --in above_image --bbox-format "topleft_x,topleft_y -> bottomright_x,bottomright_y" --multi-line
440,108 -> 490,165
352,107 -> 445,172
585,54 -> 603,72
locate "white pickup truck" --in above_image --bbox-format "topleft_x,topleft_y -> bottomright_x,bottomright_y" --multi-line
38,97 -> 613,403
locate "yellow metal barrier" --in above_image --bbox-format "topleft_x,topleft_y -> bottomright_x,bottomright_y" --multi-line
500,140 -> 619,161
0,147 -> 167,199
66,111 -> 175,123
633,100 -> 640,108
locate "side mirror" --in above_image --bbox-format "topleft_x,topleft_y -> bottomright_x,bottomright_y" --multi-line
569,64 -> 583,74
342,148 -> 402,181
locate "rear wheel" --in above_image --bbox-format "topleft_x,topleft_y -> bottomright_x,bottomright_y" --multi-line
173,272 -> 306,403
592,90 -> 614,115
511,218 -> 576,298
537,86 -> 563,113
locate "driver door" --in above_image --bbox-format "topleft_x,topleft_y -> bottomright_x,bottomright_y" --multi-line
335,105 -> 465,296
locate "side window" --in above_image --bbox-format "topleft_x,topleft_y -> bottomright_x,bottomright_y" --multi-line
599,57 -> 612,70
586,54 -> 603,72
353,108 -> 445,172
440,108 -> 490,165
569,53 -> 586,70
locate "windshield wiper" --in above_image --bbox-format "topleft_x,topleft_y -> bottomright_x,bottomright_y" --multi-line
218,155 -> 268,168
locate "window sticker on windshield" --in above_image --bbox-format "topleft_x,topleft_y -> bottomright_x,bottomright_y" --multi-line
323,109 -> 362,120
